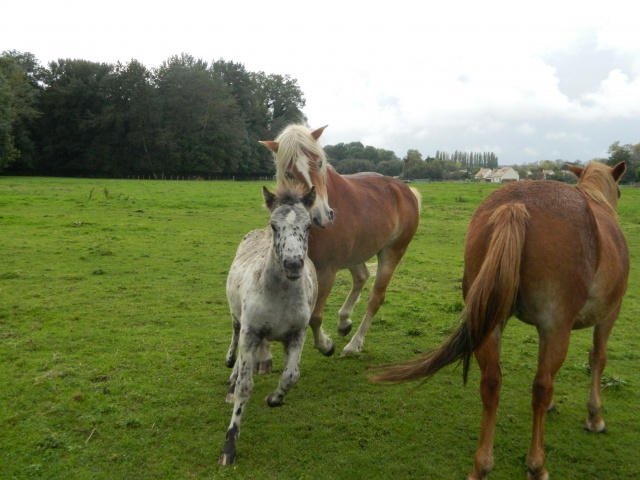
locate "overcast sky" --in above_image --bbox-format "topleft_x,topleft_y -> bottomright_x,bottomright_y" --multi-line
4,0 -> 640,165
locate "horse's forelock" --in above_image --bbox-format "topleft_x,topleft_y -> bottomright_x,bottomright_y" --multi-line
274,125 -> 328,184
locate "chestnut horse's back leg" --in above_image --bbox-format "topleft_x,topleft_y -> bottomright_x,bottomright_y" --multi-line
586,306 -> 620,432
526,321 -> 572,480
468,328 -> 503,480
342,246 -> 408,355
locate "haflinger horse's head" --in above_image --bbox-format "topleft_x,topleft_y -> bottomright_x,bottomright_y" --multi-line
263,185 -> 316,280
567,161 -> 626,210
260,124 -> 334,229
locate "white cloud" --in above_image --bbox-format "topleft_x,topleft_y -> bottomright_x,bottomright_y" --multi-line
578,70 -> 640,118
2,0 -> 639,164
544,132 -> 590,143
517,123 -> 536,136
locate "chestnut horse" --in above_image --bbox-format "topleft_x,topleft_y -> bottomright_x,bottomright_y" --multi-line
372,161 -> 629,479
260,124 -> 421,357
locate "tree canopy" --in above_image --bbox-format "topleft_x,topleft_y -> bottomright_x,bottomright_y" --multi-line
1,50 -> 637,181
0,51 -> 306,177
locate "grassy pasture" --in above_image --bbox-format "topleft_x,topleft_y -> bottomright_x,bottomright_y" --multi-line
1,176 -> 639,479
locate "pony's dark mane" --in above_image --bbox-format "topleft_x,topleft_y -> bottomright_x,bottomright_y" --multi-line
274,182 -> 307,206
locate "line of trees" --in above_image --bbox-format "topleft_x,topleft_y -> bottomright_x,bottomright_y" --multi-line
0,50 -> 307,177
2,50 -> 638,181
434,150 -> 498,170
322,145 -> 502,180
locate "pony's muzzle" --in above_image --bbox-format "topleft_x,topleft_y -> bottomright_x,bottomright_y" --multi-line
283,258 -> 304,279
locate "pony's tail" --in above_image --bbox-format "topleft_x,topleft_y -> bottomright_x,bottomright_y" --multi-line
371,203 -> 529,385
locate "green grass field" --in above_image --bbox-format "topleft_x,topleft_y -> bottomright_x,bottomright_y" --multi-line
1,177 -> 639,479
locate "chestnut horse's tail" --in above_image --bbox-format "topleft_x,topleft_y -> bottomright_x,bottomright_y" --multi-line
409,187 -> 422,212
371,203 -> 529,385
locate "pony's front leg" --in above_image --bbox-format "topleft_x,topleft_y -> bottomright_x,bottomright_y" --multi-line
226,359 -> 239,403
219,331 -> 259,466
337,263 -> 370,336
225,314 -> 241,368
266,330 -> 306,407
255,338 -> 273,374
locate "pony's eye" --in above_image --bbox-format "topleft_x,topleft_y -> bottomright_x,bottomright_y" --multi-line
286,171 -> 295,180
318,161 -> 323,169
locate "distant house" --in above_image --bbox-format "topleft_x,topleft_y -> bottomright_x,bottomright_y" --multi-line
475,168 -> 493,182
542,169 -> 554,179
489,166 -> 520,183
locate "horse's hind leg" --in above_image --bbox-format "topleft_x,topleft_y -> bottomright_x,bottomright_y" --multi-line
586,307 -> 619,432
342,249 -> 403,355
255,338 -> 273,374
219,331 -> 259,465
266,329 -> 306,407
337,263 -> 370,336
526,324 -> 571,480
468,329 -> 502,480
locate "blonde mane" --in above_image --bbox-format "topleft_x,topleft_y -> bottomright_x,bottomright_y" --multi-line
575,162 -> 621,211
273,124 -> 329,184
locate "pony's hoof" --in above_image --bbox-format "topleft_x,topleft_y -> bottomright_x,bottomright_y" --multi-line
338,321 -> 352,337
321,340 -> 335,357
265,394 -> 284,407
218,452 -> 235,466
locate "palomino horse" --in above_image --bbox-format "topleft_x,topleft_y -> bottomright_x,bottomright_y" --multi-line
372,161 -> 629,479
220,185 -> 318,465
260,124 -> 421,357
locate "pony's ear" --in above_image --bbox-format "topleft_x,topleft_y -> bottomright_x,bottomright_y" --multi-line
303,186 -> 317,209
263,186 -> 277,210
259,140 -> 279,153
612,161 -> 627,182
566,163 -> 584,179
310,125 -> 328,141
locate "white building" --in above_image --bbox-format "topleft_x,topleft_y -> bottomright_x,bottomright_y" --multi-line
489,166 -> 520,183
474,168 -> 493,182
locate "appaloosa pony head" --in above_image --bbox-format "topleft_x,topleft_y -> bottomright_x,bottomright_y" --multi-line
263,185 -> 317,280
260,124 -> 334,229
